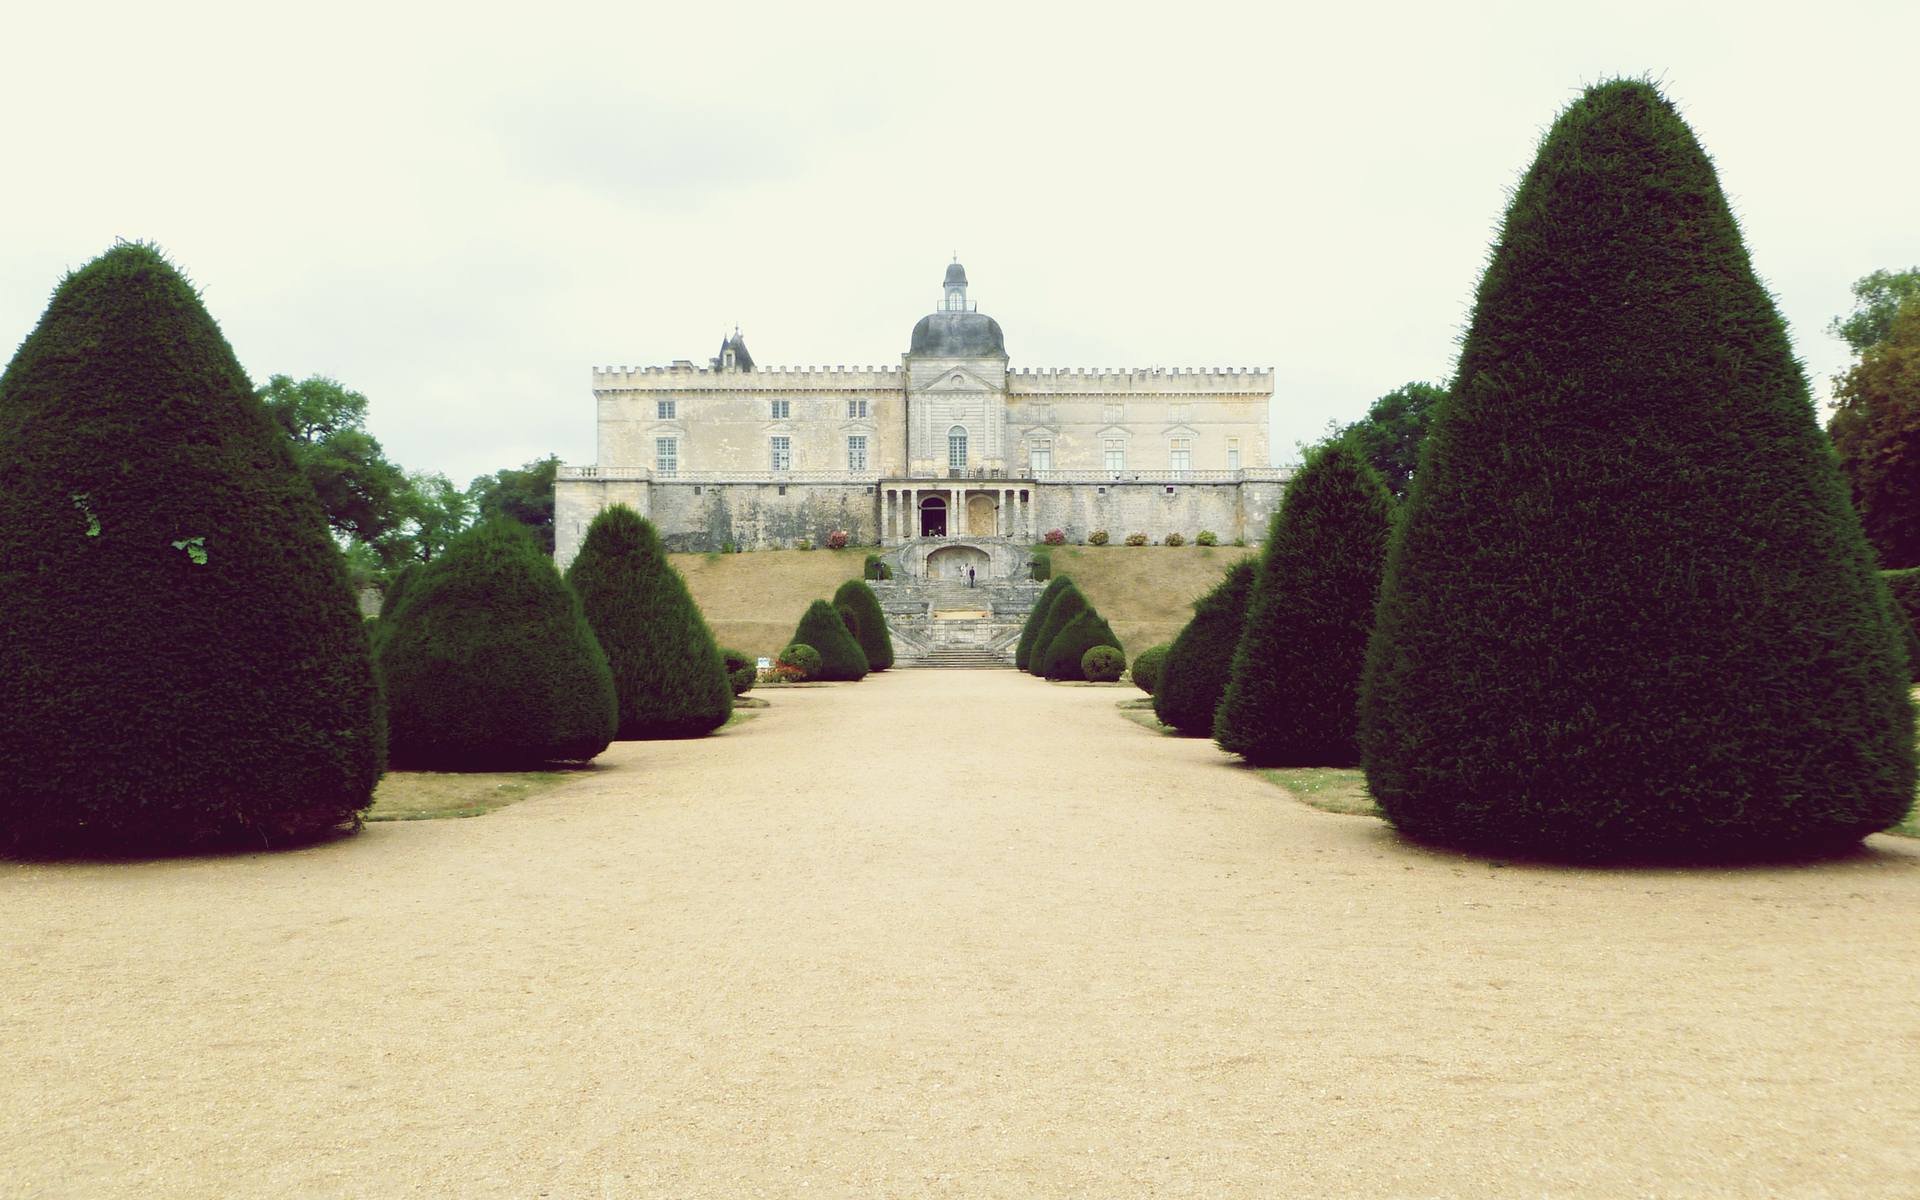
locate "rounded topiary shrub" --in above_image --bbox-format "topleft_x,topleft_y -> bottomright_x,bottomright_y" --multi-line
1154,560 -> 1256,737
777,643 -> 821,681
0,242 -> 384,854
1164,532 -> 1186,547
1030,549 -> 1052,581
1088,529 -> 1110,546
1196,530 -> 1219,547
565,505 -> 731,739
378,520 -> 615,769
789,599 -> 868,681
1124,532 -> 1148,546
1360,79 -> 1914,861
721,648 -> 756,695
1016,575 -> 1073,671
1130,643 -> 1171,695
1215,444 -> 1393,767
1027,582 -> 1088,676
864,554 -> 892,581
1041,607 -> 1123,681
1081,645 -> 1125,682
833,578 -> 894,672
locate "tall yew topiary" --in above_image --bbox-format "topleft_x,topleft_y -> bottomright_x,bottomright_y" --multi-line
1027,582 -> 1088,676
1360,79 -> 1914,861
566,505 -> 731,739
378,520 -> 616,768
1153,560 -> 1256,737
833,578 -> 894,672
1039,607 -> 1123,681
1016,575 -> 1072,670
0,243 -> 383,854
789,599 -> 869,681
1215,445 -> 1393,766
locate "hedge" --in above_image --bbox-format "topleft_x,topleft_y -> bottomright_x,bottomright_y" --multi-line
1040,607 -> 1123,681
1027,583 -> 1088,676
1130,643 -> 1172,695
1016,576 -> 1073,671
1153,560 -> 1256,737
833,578 -> 894,672
789,599 -> 869,681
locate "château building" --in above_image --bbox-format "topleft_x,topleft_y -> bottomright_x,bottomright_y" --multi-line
553,262 -> 1286,569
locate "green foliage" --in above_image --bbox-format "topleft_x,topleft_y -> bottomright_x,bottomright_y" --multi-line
833,578 -> 894,671
1163,532 -> 1185,547
566,505 -> 731,739
864,553 -> 892,580
1027,583 -> 1088,677
379,562 -> 423,620
1360,79 -> 1914,861
1195,530 -> 1218,546
1081,645 -> 1125,682
1130,643 -> 1172,695
1215,445 -> 1394,766
378,520 -> 615,769
1088,530 -> 1110,546
1030,548 -> 1052,581
1336,381 -> 1445,501
259,374 -> 409,562
1016,576 -> 1072,670
1041,607 -> 1122,681
1883,569 -> 1920,681
1153,561 -> 1256,737
1829,298 -> 1920,567
789,599 -> 868,680
468,455 -> 561,555
396,470 -> 472,565
1830,267 -> 1920,354
779,643 -> 822,680
721,648 -> 756,695
0,242 -> 383,853
1124,532 -> 1148,546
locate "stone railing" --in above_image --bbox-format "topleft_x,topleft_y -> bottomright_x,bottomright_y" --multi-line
559,466 -> 882,484
1028,468 -> 1291,484
559,465 -> 1290,485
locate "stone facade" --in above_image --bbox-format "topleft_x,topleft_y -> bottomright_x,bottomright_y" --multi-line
555,262 -> 1288,567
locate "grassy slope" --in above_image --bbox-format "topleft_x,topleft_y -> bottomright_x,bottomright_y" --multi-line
672,544 -> 1260,661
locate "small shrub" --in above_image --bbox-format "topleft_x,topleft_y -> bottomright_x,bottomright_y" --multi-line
1017,576 -> 1074,670
1082,645 -> 1125,682
1030,549 -> 1052,581
833,578 -> 894,671
1131,643 -> 1172,695
789,599 -> 868,680
796,538 -> 814,551
1028,583 -> 1088,676
1163,532 -> 1186,547
1124,532 -> 1148,547
1155,560 -> 1256,736
720,540 -> 737,554
1233,537 -> 1246,547
1088,529 -> 1110,546
777,643 -> 821,681
826,530 -> 849,550
1196,530 -> 1219,546
1042,608 -> 1124,681
1043,528 -> 1067,545
864,554 -> 892,580
721,648 -> 756,695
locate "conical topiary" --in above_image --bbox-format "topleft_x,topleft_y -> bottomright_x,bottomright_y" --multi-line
1016,575 -> 1072,670
378,520 -> 616,768
832,578 -> 894,671
1360,79 -> 1914,861
1153,560 -> 1256,737
0,242 -> 383,854
1215,444 -> 1393,766
1027,582 -> 1088,676
1039,607 -> 1124,681
789,599 -> 869,681
565,505 -> 731,739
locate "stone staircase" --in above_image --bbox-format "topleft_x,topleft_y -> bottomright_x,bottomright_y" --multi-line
915,645 -> 1014,670
869,539 -> 1044,669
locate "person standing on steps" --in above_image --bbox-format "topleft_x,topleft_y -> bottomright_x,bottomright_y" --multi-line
967,565 -> 976,588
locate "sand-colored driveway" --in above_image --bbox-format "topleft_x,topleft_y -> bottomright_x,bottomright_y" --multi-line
4,670 -> 1918,1198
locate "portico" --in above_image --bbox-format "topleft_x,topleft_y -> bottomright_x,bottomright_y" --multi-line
880,479 -> 1036,545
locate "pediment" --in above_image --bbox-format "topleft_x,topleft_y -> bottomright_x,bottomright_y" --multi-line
1096,425 -> 1132,440
920,367 -> 995,395
1161,422 -> 1200,438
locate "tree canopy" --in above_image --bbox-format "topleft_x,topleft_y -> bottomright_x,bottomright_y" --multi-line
1336,381 -> 1444,500
1829,297 -> 1920,567
469,455 -> 561,554
1829,267 -> 1920,355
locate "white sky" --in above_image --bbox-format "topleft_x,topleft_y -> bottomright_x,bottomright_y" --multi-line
4,1 -> 1916,484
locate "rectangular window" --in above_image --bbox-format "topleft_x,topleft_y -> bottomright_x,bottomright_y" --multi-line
1029,444 -> 1052,472
655,437 -> 677,478
847,398 -> 868,419
1105,439 -> 1125,473
770,399 -> 790,420
1170,438 -> 1191,474
848,435 -> 868,472
771,436 -> 791,471
656,399 -> 676,420
1228,438 -> 1241,471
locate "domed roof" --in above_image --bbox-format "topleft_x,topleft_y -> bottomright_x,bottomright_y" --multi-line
910,311 -> 1005,358
943,261 -> 968,289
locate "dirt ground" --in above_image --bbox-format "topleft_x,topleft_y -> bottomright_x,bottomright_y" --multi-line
4,671 -> 1917,1199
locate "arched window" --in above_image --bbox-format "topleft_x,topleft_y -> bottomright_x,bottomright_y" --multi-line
948,425 -> 968,473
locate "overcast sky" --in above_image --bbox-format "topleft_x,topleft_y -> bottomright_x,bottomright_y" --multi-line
4,1 -> 1916,484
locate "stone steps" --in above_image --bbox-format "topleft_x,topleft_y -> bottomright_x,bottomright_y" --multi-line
908,646 -> 1013,669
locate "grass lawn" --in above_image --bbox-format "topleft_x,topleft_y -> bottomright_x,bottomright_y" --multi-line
366,770 -> 581,821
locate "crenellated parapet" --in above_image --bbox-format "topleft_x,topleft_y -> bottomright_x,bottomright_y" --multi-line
593,364 -> 906,395
1008,366 -> 1274,395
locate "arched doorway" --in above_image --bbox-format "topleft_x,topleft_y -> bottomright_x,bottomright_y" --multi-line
926,544 -> 990,583
966,493 -> 997,536
919,495 -> 947,537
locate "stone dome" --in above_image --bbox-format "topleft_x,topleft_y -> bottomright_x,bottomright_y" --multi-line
910,311 -> 1006,358
943,261 -> 968,289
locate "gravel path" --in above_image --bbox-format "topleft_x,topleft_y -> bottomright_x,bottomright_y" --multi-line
4,670 -> 1918,1198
